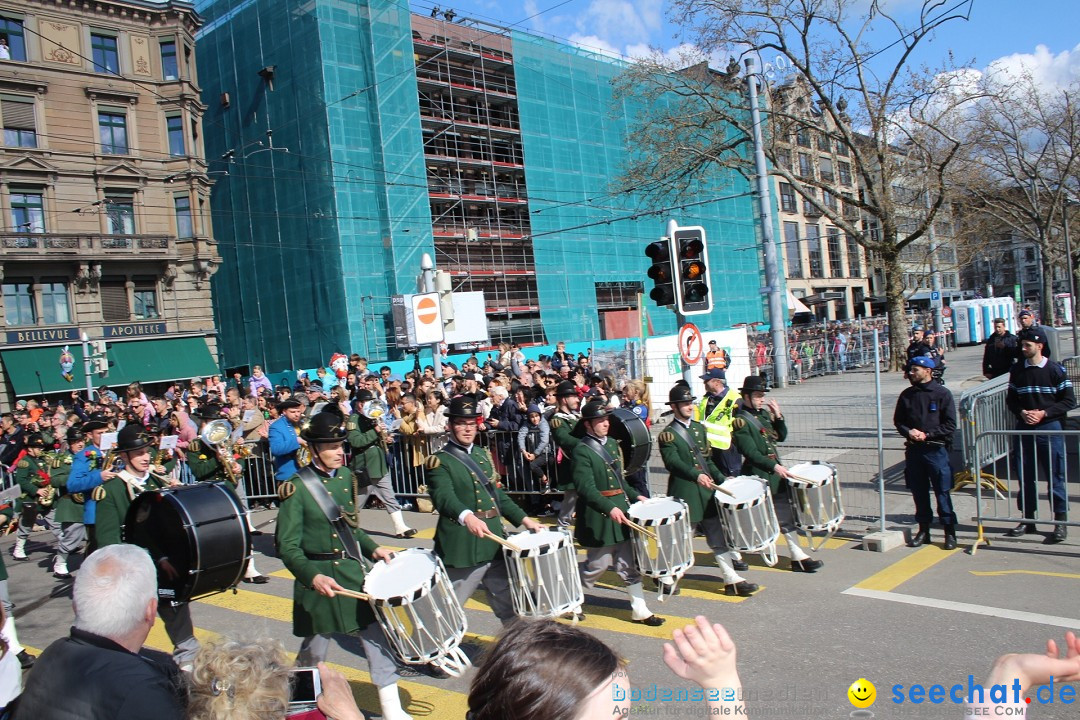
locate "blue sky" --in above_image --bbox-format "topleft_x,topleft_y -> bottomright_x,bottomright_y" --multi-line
408,0 -> 1080,89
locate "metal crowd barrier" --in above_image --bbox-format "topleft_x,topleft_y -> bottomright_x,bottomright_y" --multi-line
957,373 -> 1012,471
970,428 -> 1079,543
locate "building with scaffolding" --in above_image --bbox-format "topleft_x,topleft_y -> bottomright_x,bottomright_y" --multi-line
196,0 -> 771,371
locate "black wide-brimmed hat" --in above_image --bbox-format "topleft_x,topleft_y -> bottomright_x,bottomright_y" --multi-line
115,424 -> 154,453
447,396 -> 481,420
82,413 -> 110,433
667,384 -> 696,405
66,425 -> 87,444
25,433 -> 46,449
300,411 -> 347,443
276,398 -> 302,412
580,399 -> 612,421
193,403 -> 224,421
555,380 -> 578,398
738,375 -> 769,395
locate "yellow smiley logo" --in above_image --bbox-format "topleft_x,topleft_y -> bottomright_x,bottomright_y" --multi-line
848,678 -> 876,708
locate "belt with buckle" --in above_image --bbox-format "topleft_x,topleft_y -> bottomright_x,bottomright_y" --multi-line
599,489 -> 624,497
474,508 -> 499,520
304,551 -> 343,561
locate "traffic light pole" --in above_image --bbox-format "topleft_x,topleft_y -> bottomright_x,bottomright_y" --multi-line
667,220 -> 699,387
745,57 -> 789,388
421,253 -> 443,380
80,332 -> 93,397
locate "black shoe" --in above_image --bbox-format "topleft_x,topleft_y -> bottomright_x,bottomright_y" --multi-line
424,663 -> 451,679
650,578 -> 679,595
242,575 -> 270,584
249,529 -> 264,536
631,615 -> 665,627
396,528 -> 418,539
909,525 -> 931,547
723,581 -> 759,597
1005,523 -> 1035,537
1050,524 -> 1068,543
943,535 -> 958,550
17,651 -> 34,669
791,558 -> 823,573
731,559 -> 750,572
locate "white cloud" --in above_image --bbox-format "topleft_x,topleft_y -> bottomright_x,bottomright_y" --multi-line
567,33 -> 624,59
573,0 -> 663,53
982,43 -> 1080,93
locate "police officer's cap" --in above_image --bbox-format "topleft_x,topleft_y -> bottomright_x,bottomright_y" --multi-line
447,396 -> 481,420
1018,309 -> 1033,318
555,380 -> 578,397
667,385 -> 696,405
909,356 -> 936,369
700,368 -> 726,381
300,411 -> 347,443
115,424 -> 154,453
1020,329 -> 1046,346
580,399 -> 612,421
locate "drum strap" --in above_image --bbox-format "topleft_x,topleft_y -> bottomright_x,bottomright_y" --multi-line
668,422 -> 712,478
581,436 -> 624,478
737,409 -> 767,436
442,443 -> 504,517
296,468 -> 364,564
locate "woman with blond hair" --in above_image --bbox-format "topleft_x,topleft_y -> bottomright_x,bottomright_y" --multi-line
186,637 -> 365,720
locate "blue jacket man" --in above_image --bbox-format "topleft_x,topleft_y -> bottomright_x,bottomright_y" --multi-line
269,400 -> 304,483
65,415 -> 113,549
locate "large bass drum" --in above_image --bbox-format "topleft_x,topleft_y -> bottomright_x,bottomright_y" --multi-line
124,482 -> 251,603
608,407 -> 651,475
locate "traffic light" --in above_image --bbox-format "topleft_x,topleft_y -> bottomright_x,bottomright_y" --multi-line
674,226 -> 711,315
645,237 -> 676,307
88,340 -> 109,377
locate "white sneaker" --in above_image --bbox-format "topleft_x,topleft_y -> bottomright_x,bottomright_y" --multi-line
12,541 -> 27,561
52,559 -> 71,578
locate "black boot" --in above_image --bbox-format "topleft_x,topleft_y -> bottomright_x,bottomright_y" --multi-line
1005,521 -> 1036,537
1050,513 -> 1068,543
909,523 -> 931,547
943,524 -> 957,550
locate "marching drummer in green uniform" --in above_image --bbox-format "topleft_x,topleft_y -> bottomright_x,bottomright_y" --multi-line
548,380 -> 582,527
90,423 -> 201,668
47,426 -> 88,578
659,384 -> 760,597
426,397 -> 542,625
731,375 -> 823,573
347,389 -> 416,538
12,433 -> 61,564
276,412 -> 410,720
574,399 -> 663,626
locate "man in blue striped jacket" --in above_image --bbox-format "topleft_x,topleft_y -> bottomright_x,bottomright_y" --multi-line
1005,330 -> 1075,542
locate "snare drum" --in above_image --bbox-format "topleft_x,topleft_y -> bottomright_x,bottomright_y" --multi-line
504,528 -> 583,618
124,481 -> 251,603
787,462 -> 845,541
627,497 -> 694,581
363,548 -> 471,677
714,476 -> 780,566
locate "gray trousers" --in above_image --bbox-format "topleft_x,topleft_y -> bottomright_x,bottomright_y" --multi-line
297,623 -> 402,688
159,602 -> 199,665
17,506 -> 59,542
57,522 -> 86,555
0,579 -> 13,616
356,473 -> 401,514
446,555 -> 515,623
701,514 -> 733,554
581,541 -> 641,587
557,489 -> 577,527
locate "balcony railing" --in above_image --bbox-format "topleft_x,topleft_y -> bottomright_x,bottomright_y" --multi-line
0,232 -> 175,256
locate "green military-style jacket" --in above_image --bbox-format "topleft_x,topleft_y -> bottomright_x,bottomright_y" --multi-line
15,454 -> 51,513
93,471 -> 169,547
731,405 -> 789,493
186,439 -> 234,484
426,442 -> 528,568
46,451 -> 84,524
572,435 -> 640,548
275,466 -> 382,637
658,419 -> 723,523
549,412 -> 581,491
346,414 -> 387,479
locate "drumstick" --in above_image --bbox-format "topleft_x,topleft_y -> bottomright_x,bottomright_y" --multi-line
706,482 -> 736,498
483,530 -> 522,553
333,587 -> 372,602
623,519 -> 658,540
788,474 -> 823,486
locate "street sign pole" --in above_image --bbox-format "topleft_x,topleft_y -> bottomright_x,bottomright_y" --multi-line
421,253 -> 443,379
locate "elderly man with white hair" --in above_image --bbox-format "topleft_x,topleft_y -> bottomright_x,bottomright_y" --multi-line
14,544 -> 185,719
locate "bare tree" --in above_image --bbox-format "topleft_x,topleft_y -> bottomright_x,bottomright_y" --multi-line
615,0 -> 977,369
956,72 -> 1080,321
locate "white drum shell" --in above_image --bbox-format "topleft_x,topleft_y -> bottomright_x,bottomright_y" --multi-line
363,548 -> 468,665
787,462 -> 845,533
714,476 -> 780,554
627,497 -> 695,579
504,528 -> 583,618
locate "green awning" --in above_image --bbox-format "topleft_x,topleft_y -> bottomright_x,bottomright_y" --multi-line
2,337 -> 219,397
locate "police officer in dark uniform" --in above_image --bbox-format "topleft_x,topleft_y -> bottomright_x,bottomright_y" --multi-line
893,355 -> 958,549
904,326 -> 933,377
982,318 -> 1018,379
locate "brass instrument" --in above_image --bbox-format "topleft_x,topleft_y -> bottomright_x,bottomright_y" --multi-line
295,425 -> 311,468
101,450 -> 118,473
200,419 -> 242,485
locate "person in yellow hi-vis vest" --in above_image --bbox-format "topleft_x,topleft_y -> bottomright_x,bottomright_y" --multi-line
693,368 -> 749,574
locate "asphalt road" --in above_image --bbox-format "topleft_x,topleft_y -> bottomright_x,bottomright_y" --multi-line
6,340 -> 1080,720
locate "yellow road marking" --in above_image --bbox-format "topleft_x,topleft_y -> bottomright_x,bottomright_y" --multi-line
853,545 -> 958,592
144,623 -> 469,718
971,570 -> 1080,580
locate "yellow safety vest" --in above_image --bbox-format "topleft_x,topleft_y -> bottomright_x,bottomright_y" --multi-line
694,388 -> 739,450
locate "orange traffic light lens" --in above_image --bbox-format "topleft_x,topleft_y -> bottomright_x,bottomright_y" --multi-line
685,261 -> 704,279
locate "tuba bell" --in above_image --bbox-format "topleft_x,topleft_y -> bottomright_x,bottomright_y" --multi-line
200,419 -> 241,484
